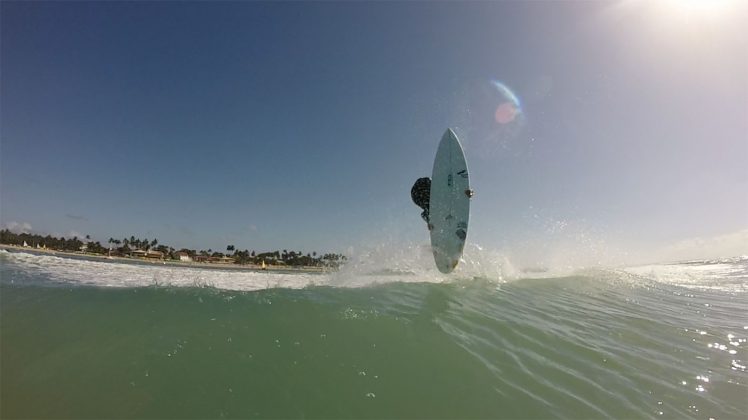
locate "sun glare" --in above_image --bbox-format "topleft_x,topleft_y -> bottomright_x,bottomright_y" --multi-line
610,0 -> 747,38
665,0 -> 740,17
673,0 -> 735,11
614,0 -> 745,22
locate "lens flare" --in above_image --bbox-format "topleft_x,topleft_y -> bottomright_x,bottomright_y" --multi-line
491,80 -> 522,125
450,79 -> 525,158
491,80 -> 521,108
495,102 -> 519,124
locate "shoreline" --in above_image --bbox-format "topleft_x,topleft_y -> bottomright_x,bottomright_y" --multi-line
0,244 -> 330,273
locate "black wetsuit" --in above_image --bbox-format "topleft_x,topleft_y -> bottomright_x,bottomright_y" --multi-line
410,177 -> 431,223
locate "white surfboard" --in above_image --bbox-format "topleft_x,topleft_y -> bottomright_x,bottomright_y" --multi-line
429,128 -> 471,273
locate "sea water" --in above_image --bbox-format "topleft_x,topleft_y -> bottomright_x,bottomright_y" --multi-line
1,248 -> 746,419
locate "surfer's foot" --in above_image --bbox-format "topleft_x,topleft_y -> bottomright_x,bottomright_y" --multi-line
427,223 -> 434,231
465,189 -> 474,198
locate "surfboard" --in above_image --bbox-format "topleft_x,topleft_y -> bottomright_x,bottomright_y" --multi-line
429,128 -> 471,273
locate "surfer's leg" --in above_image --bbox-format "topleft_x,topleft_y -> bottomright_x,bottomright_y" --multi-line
421,210 -> 433,230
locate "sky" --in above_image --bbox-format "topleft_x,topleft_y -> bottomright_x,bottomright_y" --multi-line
2,1 -> 747,265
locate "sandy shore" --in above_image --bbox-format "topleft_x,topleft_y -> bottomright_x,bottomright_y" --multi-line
0,244 -> 330,273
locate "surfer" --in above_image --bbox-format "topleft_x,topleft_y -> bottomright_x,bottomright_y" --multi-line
412,176 -> 473,229
411,177 -> 432,228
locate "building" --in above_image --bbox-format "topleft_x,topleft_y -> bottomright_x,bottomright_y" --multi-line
217,256 -> 235,264
144,250 -> 163,260
130,249 -> 147,258
176,251 -> 192,262
130,249 -> 163,259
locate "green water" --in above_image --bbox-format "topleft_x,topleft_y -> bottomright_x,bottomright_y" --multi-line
0,249 -> 748,419
1,255 -> 747,418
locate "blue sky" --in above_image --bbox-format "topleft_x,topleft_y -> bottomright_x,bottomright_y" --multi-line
2,1 -> 746,263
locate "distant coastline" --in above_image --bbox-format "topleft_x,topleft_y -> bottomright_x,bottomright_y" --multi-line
0,244 -> 332,273
0,229 -> 345,272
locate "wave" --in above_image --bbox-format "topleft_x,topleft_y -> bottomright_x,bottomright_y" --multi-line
622,258 -> 748,293
0,250 -> 321,291
2,247 -> 746,293
2,248 -> 746,419
1,243 -> 517,291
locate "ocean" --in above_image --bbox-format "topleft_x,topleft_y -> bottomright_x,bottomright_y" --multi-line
1,248 -> 746,419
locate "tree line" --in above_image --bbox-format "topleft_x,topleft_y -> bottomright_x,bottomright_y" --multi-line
0,229 -> 346,268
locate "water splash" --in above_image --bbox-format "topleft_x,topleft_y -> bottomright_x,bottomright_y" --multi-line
0,244 -> 517,291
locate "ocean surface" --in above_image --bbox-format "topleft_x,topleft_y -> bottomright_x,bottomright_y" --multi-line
1,248 -> 746,419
